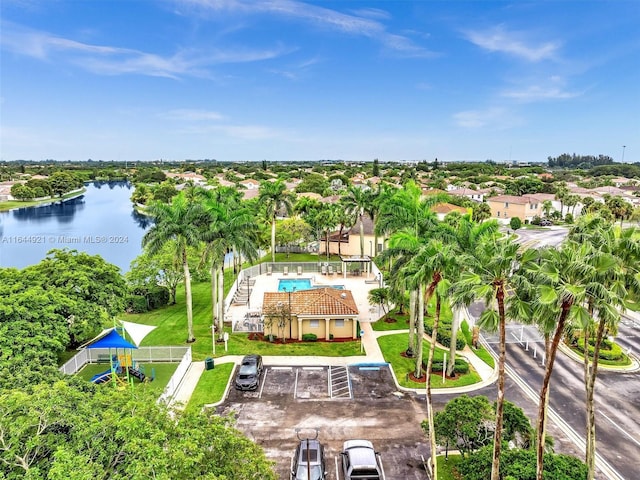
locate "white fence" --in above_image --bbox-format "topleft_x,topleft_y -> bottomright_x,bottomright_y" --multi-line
158,347 -> 192,405
59,346 -> 191,375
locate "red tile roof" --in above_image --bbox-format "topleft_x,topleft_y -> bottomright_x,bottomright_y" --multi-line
263,288 -> 358,317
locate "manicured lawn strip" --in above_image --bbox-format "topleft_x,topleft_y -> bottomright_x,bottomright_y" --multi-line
436,454 -> 463,480
371,312 -> 410,331
566,344 -> 631,367
0,189 -> 86,211
126,282 -> 363,360
269,252 -> 342,263
76,363 -> 178,394
186,362 -> 235,413
473,347 -> 496,369
377,333 -> 481,389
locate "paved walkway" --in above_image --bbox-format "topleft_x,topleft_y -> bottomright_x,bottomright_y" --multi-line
168,270 -> 499,409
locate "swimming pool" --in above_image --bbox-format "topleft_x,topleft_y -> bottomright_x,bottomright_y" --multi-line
278,278 -> 344,292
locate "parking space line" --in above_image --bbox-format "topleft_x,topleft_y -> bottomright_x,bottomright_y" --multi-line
271,366 -> 292,370
302,366 -> 323,370
294,367 -> 299,399
335,456 -> 341,480
259,367 -> 268,399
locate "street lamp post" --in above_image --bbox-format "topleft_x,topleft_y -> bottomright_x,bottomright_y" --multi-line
622,145 -> 627,163
247,275 -> 251,309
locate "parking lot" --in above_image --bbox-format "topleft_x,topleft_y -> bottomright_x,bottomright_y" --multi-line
218,364 -> 431,479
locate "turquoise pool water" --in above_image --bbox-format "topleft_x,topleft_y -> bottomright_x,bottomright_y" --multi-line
278,278 -> 344,292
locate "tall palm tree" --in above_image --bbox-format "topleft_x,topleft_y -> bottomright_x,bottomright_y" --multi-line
520,241 -> 596,480
316,203 -> 340,260
199,188 -> 258,338
455,235 -> 523,480
143,192 -> 206,343
342,185 -> 372,257
258,180 -> 294,263
568,217 -> 640,479
405,239 -> 456,480
443,216 -> 499,376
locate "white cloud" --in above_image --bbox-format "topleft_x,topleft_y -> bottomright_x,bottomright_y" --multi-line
0,21 -> 291,78
465,25 -> 560,62
501,85 -> 581,101
160,109 -> 225,121
453,107 -> 519,129
177,0 -> 435,57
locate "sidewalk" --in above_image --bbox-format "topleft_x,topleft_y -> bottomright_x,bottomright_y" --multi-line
169,321 -> 497,409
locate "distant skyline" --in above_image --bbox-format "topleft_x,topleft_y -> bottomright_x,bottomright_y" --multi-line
1,1 -> 638,164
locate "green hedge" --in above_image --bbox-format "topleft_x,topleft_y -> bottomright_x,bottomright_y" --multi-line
424,323 -> 466,350
428,358 -> 470,374
302,333 -> 318,342
576,338 -> 624,361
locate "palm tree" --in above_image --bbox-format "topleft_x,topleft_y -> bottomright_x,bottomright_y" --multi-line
143,192 -> 206,343
520,241 -> 596,480
258,180 -> 294,263
554,182 -> 569,217
199,188 -> 258,338
316,203 -> 340,261
542,200 -> 553,218
405,239 -> 456,480
455,235 -> 522,480
568,217 -> 640,479
342,185 -> 371,257
444,216 -> 499,376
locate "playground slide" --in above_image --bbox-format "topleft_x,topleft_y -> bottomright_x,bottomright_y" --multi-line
91,369 -> 113,384
128,366 -> 146,382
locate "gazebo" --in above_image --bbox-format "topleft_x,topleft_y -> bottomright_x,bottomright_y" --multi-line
339,254 -> 373,279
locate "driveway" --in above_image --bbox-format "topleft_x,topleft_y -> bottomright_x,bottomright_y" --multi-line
218,365 -> 431,479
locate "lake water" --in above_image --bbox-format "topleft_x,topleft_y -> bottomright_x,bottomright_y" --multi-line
0,181 -> 151,271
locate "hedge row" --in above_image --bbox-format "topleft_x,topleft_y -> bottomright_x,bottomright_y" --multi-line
576,338 -> 624,361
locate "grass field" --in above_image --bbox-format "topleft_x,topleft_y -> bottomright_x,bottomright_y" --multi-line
436,454 -> 463,480
377,333 -> 482,389
125,281 -> 363,361
0,189 -> 86,211
186,362 -> 235,413
76,362 -> 178,394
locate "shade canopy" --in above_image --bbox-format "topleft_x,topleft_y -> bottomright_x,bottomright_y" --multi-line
120,321 -> 157,347
86,329 -> 137,350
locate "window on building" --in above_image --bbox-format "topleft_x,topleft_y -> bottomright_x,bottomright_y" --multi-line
504,202 -> 509,208
310,320 -> 319,328
497,211 -> 501,217
335,319 -> 345,327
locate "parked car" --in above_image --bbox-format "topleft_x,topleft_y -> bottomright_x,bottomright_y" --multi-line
290,438 -> 327,480
341,439 -> 385,480
540,219 -> 553,226
234,354 -> 263,391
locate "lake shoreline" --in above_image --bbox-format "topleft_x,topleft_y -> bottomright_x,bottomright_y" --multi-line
0,188 -> 87,212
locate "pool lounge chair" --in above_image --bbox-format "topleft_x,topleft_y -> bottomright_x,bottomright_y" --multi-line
297,265 -> 303,275
328,265 -> 334,275
283,266 -> 289,276
321,265 -> 327,275
267,265 -> 273,276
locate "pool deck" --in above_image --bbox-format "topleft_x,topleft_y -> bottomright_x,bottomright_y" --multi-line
226,270 -> 384,330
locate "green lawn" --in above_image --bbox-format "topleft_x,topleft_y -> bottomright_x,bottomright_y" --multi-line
436,454 -> 463,480
0,189 -> 86,211
125,282 -> 363,360
186,362 -> 235,413
76,362 -> 178,394
372,301 -> 453,332
377,333 -> 481,389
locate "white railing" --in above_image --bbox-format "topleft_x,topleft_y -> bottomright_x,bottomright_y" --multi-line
59,346 -> 191,375
158,347 -> 192,405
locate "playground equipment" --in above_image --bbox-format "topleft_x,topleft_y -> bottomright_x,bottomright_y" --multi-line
86,329 -> 154,387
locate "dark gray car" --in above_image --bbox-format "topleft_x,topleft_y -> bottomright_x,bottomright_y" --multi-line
290,438 -> 326,480
234,354 -> 263,391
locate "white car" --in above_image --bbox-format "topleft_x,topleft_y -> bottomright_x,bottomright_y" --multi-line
341,439 -> 385,480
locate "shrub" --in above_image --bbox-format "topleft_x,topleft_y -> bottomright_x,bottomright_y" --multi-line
577,338 -> 624,361
427,358 -> 469,374
424,323 -> 466,350
126,295 -> 148,313
509,217 -> 522,230
146,286 -> 170,310
302,333 -> 318,342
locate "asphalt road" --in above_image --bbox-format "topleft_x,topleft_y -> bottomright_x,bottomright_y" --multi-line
477,312 -> 640,480
512,225 -> 568,248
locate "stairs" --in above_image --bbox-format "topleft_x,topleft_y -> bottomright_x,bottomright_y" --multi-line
232,277 -> 256,304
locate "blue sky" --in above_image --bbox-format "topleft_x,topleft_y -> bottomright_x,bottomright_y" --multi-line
1,0 -> 639,163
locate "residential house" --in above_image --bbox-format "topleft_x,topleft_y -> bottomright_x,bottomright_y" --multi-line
0,181 -> 17,202
486,194 -> 542,222
324,213 -> 381,258
239,178 -> 261,190
432,203 -> 469,220
164,171 -> 207,185
447,187 -> 492,203
262,288 -> 359,340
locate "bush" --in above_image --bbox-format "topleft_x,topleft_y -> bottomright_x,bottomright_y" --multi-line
576,338 -> 624,361
424,323 -> 466,350
302,333 -> 318,342
427,358 -> 469,374
146,286 -> 170,310
509,217 -> 522,230
126,295 -> 148,313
